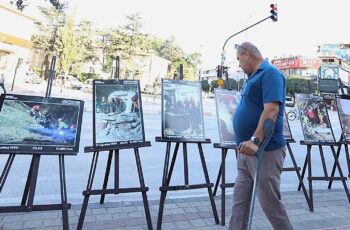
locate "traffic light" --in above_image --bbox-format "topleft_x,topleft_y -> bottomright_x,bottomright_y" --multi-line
270,4 -> 278,22
216,65 -> 222,78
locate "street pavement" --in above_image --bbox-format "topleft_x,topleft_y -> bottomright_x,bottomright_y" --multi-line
1,81 -> 350,229
1,189 -> 350,229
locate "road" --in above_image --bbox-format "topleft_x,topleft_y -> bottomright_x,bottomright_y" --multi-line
0,81 -> 348,206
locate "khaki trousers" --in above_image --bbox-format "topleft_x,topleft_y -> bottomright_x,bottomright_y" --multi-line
229,146 -> 293,230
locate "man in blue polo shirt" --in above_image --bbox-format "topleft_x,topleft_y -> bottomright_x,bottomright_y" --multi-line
229,42 -> 293,230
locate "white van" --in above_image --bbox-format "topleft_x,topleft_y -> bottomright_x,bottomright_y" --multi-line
56,75 -> 82,90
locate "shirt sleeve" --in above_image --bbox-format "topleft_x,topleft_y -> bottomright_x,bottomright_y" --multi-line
261,68 -> 285,105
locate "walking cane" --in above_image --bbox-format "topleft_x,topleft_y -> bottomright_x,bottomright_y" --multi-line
248,118 -> 276,230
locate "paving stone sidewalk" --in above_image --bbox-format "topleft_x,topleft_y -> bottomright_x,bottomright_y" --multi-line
1,189 -> 350,230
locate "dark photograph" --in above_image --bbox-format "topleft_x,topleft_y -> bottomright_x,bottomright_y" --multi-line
94,80 -> 145,147
337,98 -> 350,141
215,89 -> 240,145
162,79 -> 204,140
0,94 -> 84,154
295,94 -> 335,142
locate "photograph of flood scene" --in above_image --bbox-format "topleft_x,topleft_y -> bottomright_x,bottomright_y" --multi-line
162,79 -> 204,140
215,89 -> 240,145
94,80 -> 144,146
337,98 -> 350,141
0,94 -> 83,153
295,94 -> 335,142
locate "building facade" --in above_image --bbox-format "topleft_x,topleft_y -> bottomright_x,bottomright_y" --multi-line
271,56 -> 320,78
0,2 -> 35,82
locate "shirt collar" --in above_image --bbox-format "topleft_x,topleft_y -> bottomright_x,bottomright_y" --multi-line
248,60 -> 268,79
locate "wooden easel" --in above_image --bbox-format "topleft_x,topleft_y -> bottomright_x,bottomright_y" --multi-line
284,139 -> 311,210
298,141 -> 350,211
155,137 -> 219,230
212,143 -> 237,226
0,56 -> 71,229
328,134 -> 350,188
78,57 -> 153,229
77,142 -> 153,230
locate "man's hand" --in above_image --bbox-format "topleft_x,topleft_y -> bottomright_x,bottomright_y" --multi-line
238,140 -> 259,157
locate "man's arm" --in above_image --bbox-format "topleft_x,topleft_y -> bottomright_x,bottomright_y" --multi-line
238,101 -> 280,156
253,102 -> 280,141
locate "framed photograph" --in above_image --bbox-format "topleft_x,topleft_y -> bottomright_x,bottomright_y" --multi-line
295,94 -> 335,143
0,94 -> 84,154
336,97 -> 350,141
162,79 -> 205,140
283,111 -> 293,140
93,79 -> 145,147
214,89 -> 240,145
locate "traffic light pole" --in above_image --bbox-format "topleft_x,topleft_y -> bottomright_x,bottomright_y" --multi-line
219,15 -> 272,79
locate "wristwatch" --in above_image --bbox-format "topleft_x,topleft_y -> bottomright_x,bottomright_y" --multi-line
250,136 -> 261,146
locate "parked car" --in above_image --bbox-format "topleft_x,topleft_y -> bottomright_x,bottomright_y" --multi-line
82,79 -> 93,93
24,73 -> 42,84
286,96 -> 295,107
56,75 -> 82,90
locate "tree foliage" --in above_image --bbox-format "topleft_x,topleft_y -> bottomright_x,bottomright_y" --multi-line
31,7 -> 201,82
286,75 -> 318,96
11,0 -> 66,11
56,12 -> 77,75
32,6 -> 96,79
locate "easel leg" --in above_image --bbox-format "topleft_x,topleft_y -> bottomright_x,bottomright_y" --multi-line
298,152 -> 308,191
21,155 -> 35,205
345,144 -> 350,178
213,150 -> 228,197
157,142 -> 180,230
100,150 -> 113,203
221,148 -> 227,226
328,144 -> 342,189
134,148 -> 153,230
0,154 -> 15,193
319,145 -> 328,178
286,143 -> 311,210
24,155 -> 41,211
183,143 -> 189,186
197,143 -> 219,224
78,151 -> 99,230
330,146 -> 350,203
306,146 -> 314,212
114,149 -> 120,193
59,155 -> 69,230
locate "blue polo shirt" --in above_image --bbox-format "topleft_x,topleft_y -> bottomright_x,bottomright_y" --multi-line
233,60 -> 286,151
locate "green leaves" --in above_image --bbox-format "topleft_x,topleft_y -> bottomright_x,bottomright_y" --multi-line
286,75 -> 318,96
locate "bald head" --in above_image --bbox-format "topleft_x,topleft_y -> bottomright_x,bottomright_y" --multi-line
238,42 -> 263,59
236,42 -> 264,75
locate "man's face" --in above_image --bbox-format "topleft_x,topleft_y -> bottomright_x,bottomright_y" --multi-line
236,48 -> 251,75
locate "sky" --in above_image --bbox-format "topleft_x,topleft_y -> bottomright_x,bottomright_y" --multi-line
13,0 -> 350,69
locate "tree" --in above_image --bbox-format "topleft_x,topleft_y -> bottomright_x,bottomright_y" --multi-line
286,75 -> 318,96
102,13 -> 152,77
223,79 -> 238,90
56,12 -> 78,75
201,80 -> 210,92
11,0 -> 67,11
70,20 -> 96,77
31,6 -> 65,78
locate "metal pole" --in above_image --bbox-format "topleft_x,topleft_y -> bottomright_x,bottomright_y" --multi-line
220,15 -> 272,78
11,58 -> 22,91
115,56 -> 120,80
179,64 -> 184,80
45,56 -> 56,98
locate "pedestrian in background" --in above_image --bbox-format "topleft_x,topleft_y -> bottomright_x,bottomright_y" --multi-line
0,73 -> 6,94
229,42 -> 293,230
